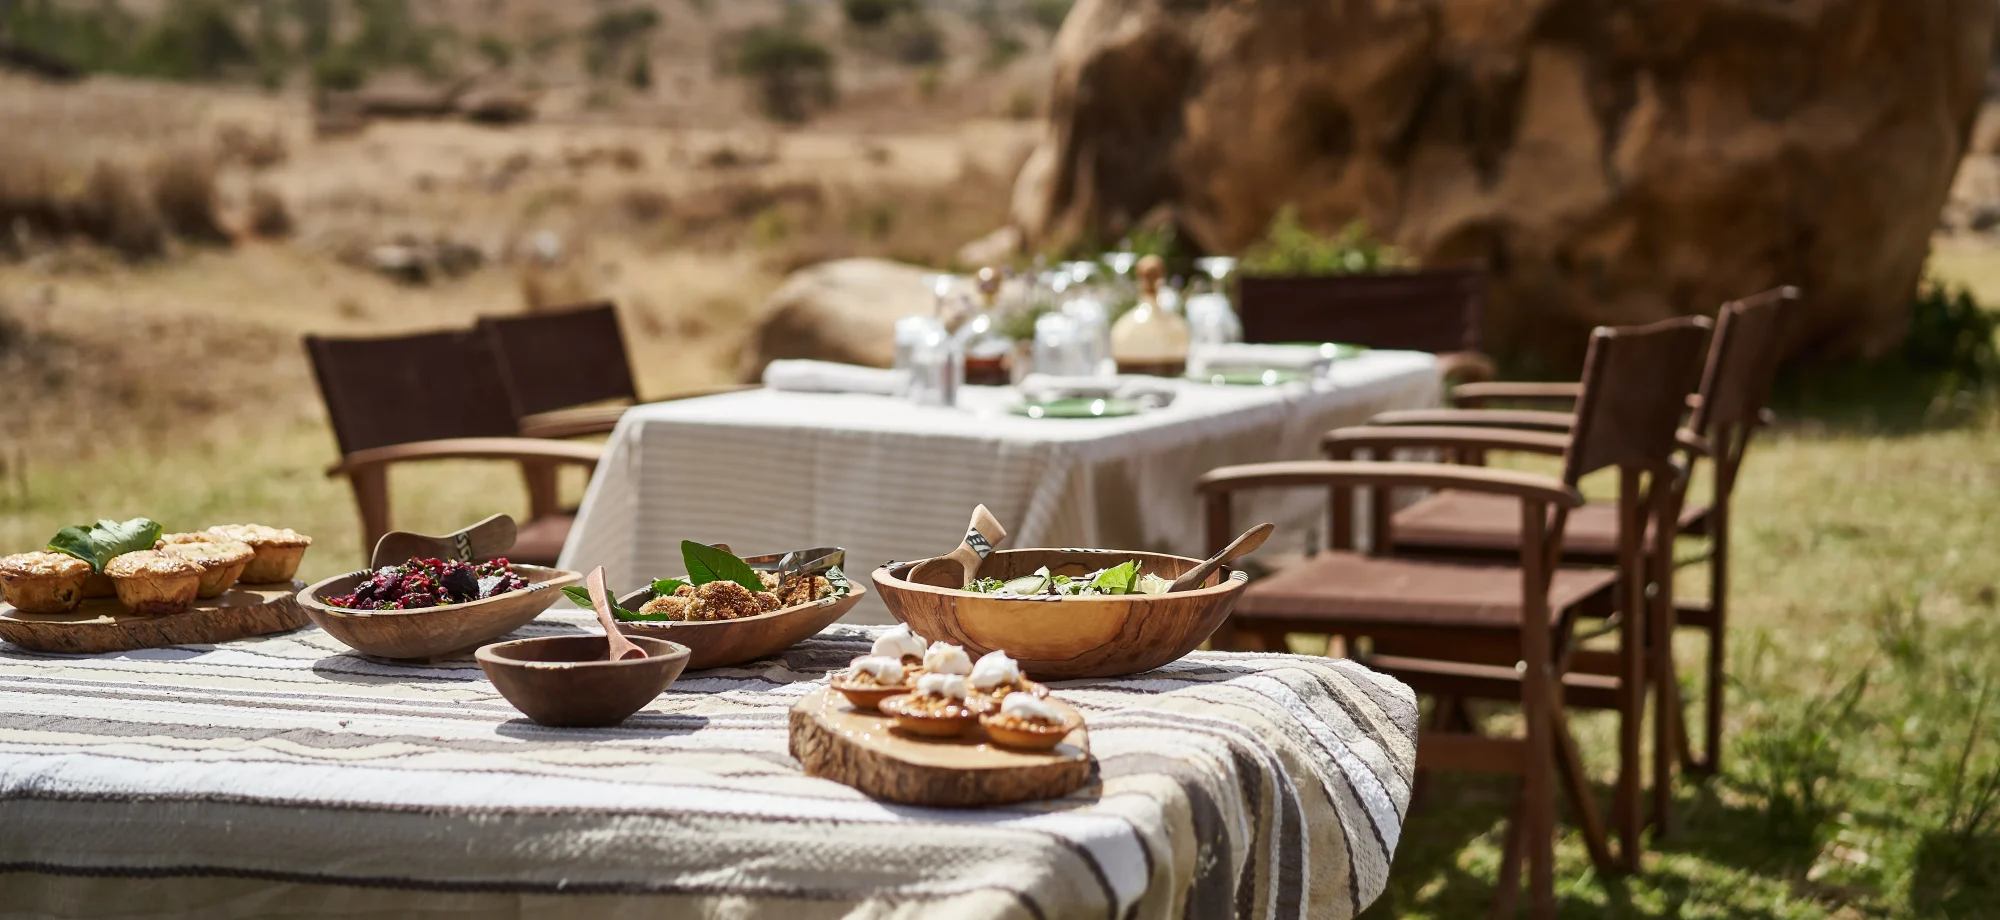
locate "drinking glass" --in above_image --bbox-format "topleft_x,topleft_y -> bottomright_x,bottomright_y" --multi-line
904,319 -> 961,408
1032,312 -> 1094,378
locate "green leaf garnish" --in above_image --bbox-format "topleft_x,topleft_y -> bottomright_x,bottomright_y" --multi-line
47,517 -> 162,573
681,541 -> 764,592
560,585 -> 595,608
651,577 -> 690,597
1090,560 -> 1140,595
964,577 -> 1006,593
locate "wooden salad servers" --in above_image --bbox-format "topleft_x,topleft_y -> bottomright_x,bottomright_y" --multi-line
585,566 -> 646,661
910,505 -> 1008,587
1169,522 -> 1274,592
370,513 -> 518,568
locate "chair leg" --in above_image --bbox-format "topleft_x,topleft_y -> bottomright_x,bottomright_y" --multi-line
1553,693 -> 1618,875
1524,686 -> 1557,917
1488,781 -> 1527,920
1650,585 -> 1680,835
1617,579 -> 1644,869
1701,523 -> 1729,776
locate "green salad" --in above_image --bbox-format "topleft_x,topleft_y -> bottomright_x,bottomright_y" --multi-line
964,560 -> 1172,597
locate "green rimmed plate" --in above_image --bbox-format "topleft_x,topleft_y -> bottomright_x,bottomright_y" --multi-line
1277,342 -> 1370,359
1193,368 -> 1310,387
1011,397 -> 1145,419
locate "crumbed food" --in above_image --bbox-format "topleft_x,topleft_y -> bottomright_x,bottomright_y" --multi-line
681,580 -> 767,621
157,540 -> 254,598
637,594 -> 692,618
104,551 -> 205,615
0,551 -> 93,614
204,525 -> 312,584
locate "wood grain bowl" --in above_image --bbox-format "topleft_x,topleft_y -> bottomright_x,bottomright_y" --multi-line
872,548 -> 1250,680
476,634 -> 691,727
611,584 -> 867,670
298,565 -> 581,660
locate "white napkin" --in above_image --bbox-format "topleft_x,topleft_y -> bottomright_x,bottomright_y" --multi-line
1016,374 -> 1178,407
761,360 -> 903,395
1196,343 -> 1338,371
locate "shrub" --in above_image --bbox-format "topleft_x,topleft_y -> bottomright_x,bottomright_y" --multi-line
842,0 -> 916,29
1906,277 -> 2000,387
732,25 -> 836,122
476,35 -> 513,69
128,0 -> 254,80
311,49 -> 366,91
1240,205 -> 1413,275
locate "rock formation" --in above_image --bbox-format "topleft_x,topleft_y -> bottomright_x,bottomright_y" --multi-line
1011,0 -> 1995,364
740,258 -> 936,379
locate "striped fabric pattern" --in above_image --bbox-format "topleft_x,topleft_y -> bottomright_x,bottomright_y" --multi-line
0,617 -> 1417,919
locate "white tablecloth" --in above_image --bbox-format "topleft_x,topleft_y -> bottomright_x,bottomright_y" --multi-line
559,351 -> 1439,622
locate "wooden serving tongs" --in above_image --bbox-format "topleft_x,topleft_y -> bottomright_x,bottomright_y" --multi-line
908,505 -> 1008,588
370,514 -> 519,569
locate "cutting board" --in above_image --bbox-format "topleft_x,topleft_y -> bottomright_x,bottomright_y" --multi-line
0,583 -> 309,653
788,686 -> 1091,807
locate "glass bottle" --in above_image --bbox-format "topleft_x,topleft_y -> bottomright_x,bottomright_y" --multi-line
1110,255 -> 1190,377
955,267 -> 1014,386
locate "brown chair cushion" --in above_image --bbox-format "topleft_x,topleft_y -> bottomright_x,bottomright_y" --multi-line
1232,550 -> 1618,631
507,514 -> 574,568
1391,490 -> 1710,562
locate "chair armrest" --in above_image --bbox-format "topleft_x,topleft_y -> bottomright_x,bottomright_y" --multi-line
328,438 -> 605,477
1199,460 -> 1583,509
519,405 -> 627,439
1676,429 -> 1712,458
1451,381 -> 1582,410
1322,425 -> 1573,458
1368,408 -> 1578,432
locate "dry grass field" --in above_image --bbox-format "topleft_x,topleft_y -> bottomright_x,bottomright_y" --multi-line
3,4 -> 2000,915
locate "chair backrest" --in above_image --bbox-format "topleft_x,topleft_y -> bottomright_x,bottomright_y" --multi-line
1687,286 -> 1797,438
478,301 -> 638,420
1561,316 -> 1714,485
303,329 -> 521,456
1236,268 -> 1483,353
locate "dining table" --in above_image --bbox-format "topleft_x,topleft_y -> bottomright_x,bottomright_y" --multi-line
0,616 -> 1418,919
558,350 -> 1441,622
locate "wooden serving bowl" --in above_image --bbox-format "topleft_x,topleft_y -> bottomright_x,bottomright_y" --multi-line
612,584 -> 867,670
299,565 -> 580,660
873,548 -> 1250,680
476,634 -> 691,727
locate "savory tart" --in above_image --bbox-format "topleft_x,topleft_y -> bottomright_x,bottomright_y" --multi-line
878,672 -> 980,737
104,550 -> 205,615
0,551 -> 93,614
966,650 -> 1047,714
156,540 -> 255,598
204,525 -> 312,584
870,624 -> 927,667
830,654 -> 913,710
980,692 -> 1082,751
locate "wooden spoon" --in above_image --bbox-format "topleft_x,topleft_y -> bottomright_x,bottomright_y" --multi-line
585,566 -> 647,661
909,505 -> 1008,587
1169,522 -> 1275,592
370,514 -> 518,569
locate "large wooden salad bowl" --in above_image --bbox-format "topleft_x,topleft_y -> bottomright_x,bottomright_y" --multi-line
874,548 -> 1250,680
613,584 -> 867,670
299,565 -> 580,660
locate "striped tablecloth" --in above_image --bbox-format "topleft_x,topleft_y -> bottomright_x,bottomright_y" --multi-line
558,351 -> 1440,622
0,617 -> 1417,919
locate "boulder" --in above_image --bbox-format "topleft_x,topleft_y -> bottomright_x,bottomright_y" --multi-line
740,258 -> 935,380
1013,0 -> 1995,364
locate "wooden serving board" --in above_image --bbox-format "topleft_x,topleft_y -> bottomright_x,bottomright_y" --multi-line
788,687 -> 1091,807
0,583 -> 309,653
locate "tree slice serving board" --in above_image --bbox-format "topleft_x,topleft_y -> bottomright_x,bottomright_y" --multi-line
788,687 -> 1091,807
0,583 -> 308,653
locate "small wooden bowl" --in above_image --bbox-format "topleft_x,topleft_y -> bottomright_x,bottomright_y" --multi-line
981,706 -> 1086,752
873,549 -> 1250,680
613,584 -> 867,670
829,673 -> 914,712
476,634 -> 691,727
878,693 -> 981,737
299,565 -> 580,660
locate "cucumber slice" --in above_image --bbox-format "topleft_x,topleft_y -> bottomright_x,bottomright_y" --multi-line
1001,573 -> 1050,595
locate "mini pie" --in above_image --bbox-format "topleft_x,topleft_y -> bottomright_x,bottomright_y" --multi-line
80,572 -> 116,599
966,650 -> 1047,714
104,550 -> 205,615
830,655 -> 912,711
204,525 -> 312,584
980,692 -> 1080,751
878,672 -> 980,737
870,625 -> 927,667
157,539 -> 254,598
0,551 -> 93,614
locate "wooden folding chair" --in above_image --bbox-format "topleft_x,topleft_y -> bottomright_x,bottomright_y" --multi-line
303,329 -> 602,566
1199,316 -> 1712,917
1236,268 -> 1496,387
1362,287 -> 1798,776
479,301 -> 756,439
